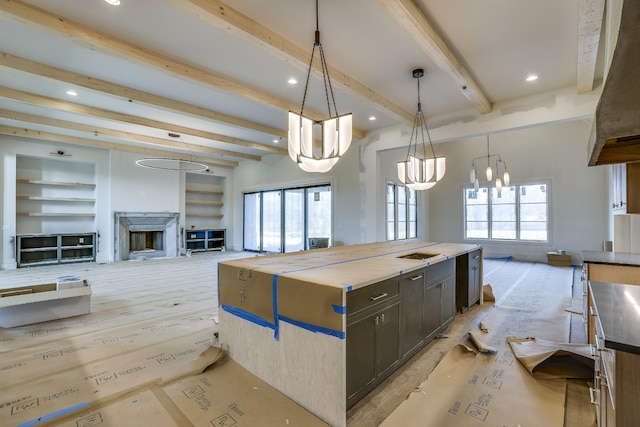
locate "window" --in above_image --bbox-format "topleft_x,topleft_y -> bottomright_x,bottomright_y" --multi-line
386,182 -> 417,241
463,183 -> 549,242
243,184 -> 332,253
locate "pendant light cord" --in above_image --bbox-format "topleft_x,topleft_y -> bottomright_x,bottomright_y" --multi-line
299,0 -> 339,119
406,73 -> 437,161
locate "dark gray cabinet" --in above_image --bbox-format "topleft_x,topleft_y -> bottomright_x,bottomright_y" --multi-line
347,256 -> 461,408
400,269 -> 425,359
346,278 -> 400,408
424,259 -> 455,341
456,249 -> 482,313
17,233 -> 96,267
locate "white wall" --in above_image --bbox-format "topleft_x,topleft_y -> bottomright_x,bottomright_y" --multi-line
425,120 -> 609,263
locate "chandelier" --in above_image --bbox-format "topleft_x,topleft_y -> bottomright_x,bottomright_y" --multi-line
288,0 -> 352,173
397,68 -> 445,190
136,133 -> 209,172
469,134 -> 511,194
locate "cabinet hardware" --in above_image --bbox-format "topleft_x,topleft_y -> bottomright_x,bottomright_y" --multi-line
589,306 -> 596,317
370,293 -> 388,301
589,387 -> 599,405
410,275 -> 423,281
473,255 -> 480,259
380,313 -> 385,323
590,344 -> 596,357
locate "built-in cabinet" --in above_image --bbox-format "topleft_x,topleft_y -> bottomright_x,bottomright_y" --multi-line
582,261 -> 640,346
347,258 -> 456,409
456,249 -> 482,313
14,156 -> 97,267
17,233 -> 96,267
185,229 -> 226,252
589,282 -> 640,427
611,162 -> 640,214
346,278 -> 401,408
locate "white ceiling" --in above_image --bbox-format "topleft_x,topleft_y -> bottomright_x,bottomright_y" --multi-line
0,0 -> 605,168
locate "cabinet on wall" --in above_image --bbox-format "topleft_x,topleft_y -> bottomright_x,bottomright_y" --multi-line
456,249 -> 482,313
17,233 -> 96,267
185,229 -> 225,252
611,162 -> 640,214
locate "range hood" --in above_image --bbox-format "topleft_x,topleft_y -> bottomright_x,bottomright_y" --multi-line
588,0 -> 640,166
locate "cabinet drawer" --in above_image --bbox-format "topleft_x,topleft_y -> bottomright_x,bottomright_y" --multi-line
426,258 -> 455,284
347,278 -> 399,316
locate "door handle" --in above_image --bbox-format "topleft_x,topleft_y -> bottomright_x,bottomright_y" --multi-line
370,293 -> 388,301
410,275 -> 423,281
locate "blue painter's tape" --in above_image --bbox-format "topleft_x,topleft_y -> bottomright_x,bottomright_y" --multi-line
272,274 -> 280,340
342,284 -> 353,292
221,304 -> 275,330
332,304 -> 346,314
18,402 -> 89,427
279,315 -> 345,339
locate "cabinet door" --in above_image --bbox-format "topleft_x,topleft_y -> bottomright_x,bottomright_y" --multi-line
375,303 -> 401,378
400,270 -> 425,358
424,282 -> 441,340
469,250 -> 481,306
440,277 -> 455,325
346,315 -> 376,402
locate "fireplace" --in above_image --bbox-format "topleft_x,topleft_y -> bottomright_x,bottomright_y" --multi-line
114,212 -> 179,261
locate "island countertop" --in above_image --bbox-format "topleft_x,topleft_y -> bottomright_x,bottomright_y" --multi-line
590,281 -> 640,355
581,250 -> 640,267
218,241 -> 481,335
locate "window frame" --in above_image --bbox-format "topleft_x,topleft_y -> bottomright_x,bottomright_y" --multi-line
386,181 -> 418,241
242,183 -> 332,253
462,181 -> 551,244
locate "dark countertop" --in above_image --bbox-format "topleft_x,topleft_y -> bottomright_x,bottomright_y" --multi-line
590,281 -> 640,355
581,250 -> 640,267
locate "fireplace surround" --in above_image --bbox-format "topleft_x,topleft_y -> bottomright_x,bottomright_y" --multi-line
114,212 -> 179,261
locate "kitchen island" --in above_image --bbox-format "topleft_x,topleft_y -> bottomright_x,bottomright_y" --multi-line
218,241 -> 482,427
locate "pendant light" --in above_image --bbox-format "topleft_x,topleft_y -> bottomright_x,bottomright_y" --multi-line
287,0 -> 352,173
397,68 -> 445,190
469,134 -> 511,195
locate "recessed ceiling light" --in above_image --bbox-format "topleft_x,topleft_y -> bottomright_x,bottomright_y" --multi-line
105,0 -> 120,5
369,116 -> 376,121
287,78 -> 298,85
273,139 -> 279,143
66,90 -> 78,96
526,74 -> 539,82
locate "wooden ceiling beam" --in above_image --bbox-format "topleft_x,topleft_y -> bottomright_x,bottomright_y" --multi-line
378,0 -> 492,114
577,0 -> 605,94
167,0 -> 415,124
0,51 -> 285,140
0,86 -> 288,156
0,109 -> 258,161
0,0 -> 365,139
0,125 -> 239,168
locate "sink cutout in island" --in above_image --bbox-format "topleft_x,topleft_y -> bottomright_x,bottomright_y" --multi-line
397,252 -> 439,260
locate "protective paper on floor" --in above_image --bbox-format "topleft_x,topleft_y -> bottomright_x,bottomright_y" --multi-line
382,262 -> 573,426
507,337 -> 594,379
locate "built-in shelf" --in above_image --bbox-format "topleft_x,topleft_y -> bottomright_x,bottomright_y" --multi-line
184,173 -> 225,228
16,179 -> 96,188
17,195 -> 95,202
16,157 -> 97,233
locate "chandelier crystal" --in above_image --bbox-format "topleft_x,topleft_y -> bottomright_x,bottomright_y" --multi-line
287,0 -> 352,173
397,68 -> 445,190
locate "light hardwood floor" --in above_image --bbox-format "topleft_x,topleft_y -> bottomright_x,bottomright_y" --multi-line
0,252 -> 596,426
